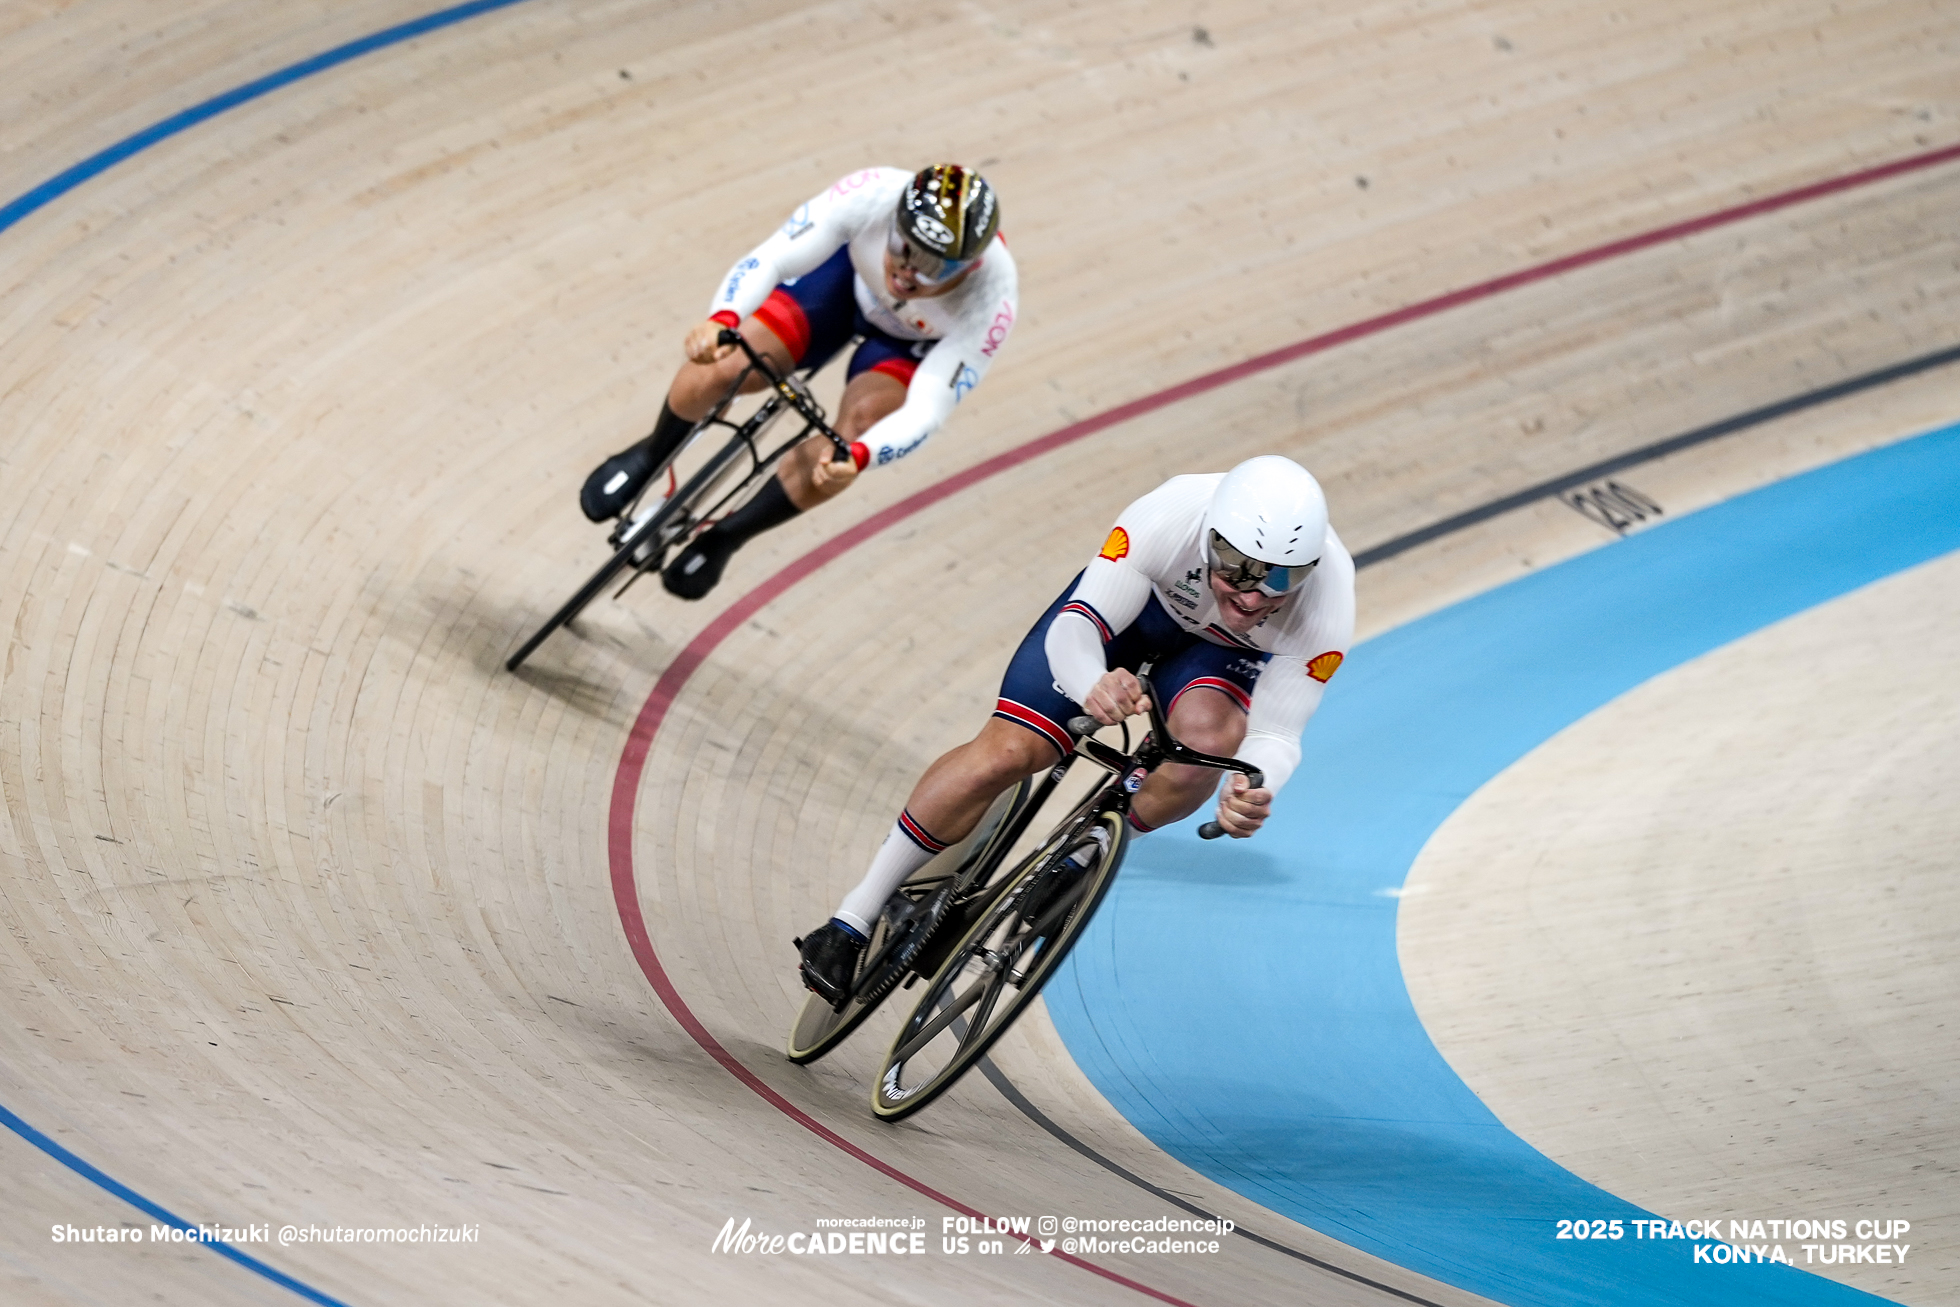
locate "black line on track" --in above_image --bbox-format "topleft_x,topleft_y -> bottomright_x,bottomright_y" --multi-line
978,339 -> 1960,1303
1351,340 -> 1960,568
976,1056 -> 1451,1306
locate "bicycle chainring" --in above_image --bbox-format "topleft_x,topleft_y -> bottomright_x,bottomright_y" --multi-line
852,884 -> 954,1008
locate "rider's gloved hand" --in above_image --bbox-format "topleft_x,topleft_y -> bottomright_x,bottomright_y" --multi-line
1083,668 -> 1150,726
685,317 -> 740,365
809,443 -> 863,496
1215,772 -> 1272,839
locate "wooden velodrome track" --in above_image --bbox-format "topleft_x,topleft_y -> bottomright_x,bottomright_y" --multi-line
2,1 -> 1956,1304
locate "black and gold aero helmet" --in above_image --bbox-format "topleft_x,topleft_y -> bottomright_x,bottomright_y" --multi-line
889,164 -> 999,284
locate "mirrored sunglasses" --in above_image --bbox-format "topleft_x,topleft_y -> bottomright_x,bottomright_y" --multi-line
886,226 -> 975,285
1208,530 -> 1314,596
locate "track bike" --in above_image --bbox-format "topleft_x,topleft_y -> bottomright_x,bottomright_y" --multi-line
506,330 -> 849,671
783,675 -> 1260,1122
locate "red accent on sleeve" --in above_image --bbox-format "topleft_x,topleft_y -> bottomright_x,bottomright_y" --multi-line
709,310 -> 740,329
850,442 -> 869,472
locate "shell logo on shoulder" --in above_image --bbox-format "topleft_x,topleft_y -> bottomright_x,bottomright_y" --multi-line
1306,651 -> 1344,683
1098,527 -> 1130,561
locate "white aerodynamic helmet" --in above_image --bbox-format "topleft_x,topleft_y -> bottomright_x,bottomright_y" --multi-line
1203,456 -> 1328,596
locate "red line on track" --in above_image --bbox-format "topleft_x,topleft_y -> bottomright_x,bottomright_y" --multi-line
606,595 -> 1198,1304
606,138 -> 1960,1302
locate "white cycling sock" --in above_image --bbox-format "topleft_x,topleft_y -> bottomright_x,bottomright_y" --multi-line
834,810 -> 948,935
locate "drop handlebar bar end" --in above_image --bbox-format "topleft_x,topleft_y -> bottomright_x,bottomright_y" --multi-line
1071,700 -> 1262,839
1200,766 -> 1267,839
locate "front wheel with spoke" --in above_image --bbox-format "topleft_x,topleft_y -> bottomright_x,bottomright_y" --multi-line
506,413 -> 756,672
871,810 -> 1128,1122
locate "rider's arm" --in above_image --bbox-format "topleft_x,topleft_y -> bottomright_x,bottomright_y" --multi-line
850,280 -> 1015,469
1238,550 -> 1356,792
1235,659 -> 1321,794
851,341 -> 970,468
705,169 -> 895,325
1043,480 -> 1200,702
1043,557 -> 1152,702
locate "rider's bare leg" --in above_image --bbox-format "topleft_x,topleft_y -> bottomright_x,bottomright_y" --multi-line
665,366 -> 906,598
779,367 -> 906,508
1129,687 -> 1248,831
831,717 -> 1058,932
582,319 -> 800,522
666,318 -> 795,422
904,716 -> 1059,847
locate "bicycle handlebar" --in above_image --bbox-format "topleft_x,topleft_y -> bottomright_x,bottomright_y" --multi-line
715,328 -> 853,462
1065,677 -> 1265,841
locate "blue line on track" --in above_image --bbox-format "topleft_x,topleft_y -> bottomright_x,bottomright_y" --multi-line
0,1103 -> 354,1306
0,4 -> 543,1302
1047,423 -> 1960,1306
0,0 -> 539,237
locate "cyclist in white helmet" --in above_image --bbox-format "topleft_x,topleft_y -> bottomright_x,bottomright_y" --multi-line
579,165 -> 1017,600
797,455 -> 1356,1007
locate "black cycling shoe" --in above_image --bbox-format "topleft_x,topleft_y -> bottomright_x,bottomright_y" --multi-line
797,921 -> 866,1012
661,529 -> 740,600
580,440 -> 657,522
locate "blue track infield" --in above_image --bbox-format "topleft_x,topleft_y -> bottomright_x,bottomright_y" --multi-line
1046,423 -> 1960,1306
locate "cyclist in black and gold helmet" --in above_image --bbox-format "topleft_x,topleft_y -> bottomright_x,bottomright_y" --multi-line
580,165 -> 1017,600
